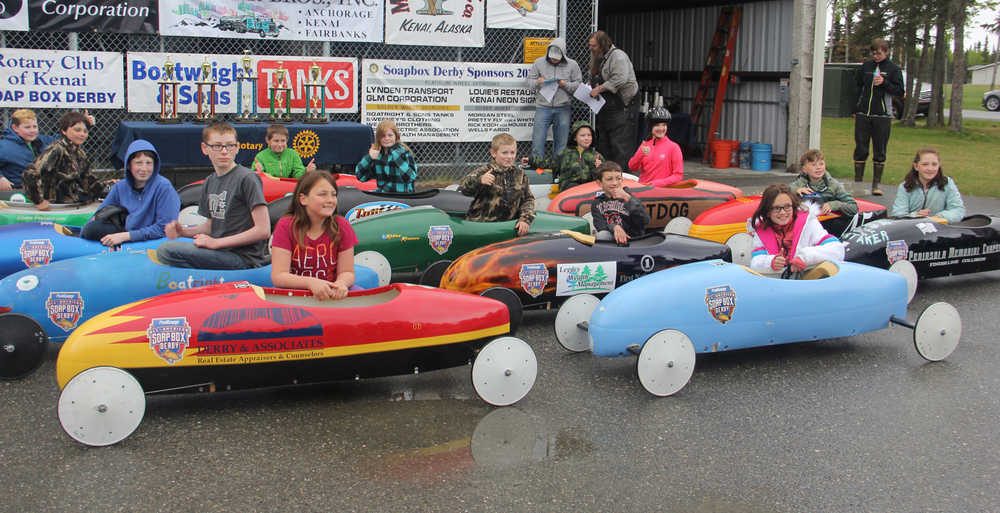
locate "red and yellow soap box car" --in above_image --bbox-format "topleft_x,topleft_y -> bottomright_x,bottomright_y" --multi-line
56,281 -> 537,447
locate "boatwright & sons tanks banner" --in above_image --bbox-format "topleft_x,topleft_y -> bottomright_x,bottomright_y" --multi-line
0,48 -> 123,109
29,0 -> 157,33
361,59 -> 534,142
127,52 -> 357,114
159,0 -> 382,43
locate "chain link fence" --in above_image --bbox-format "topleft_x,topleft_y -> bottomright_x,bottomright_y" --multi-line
1,0 -> 596,185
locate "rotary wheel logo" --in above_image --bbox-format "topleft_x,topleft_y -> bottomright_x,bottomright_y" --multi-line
292,130 -> 319,159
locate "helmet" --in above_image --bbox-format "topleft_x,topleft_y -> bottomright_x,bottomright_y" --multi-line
646,107 -> 671,125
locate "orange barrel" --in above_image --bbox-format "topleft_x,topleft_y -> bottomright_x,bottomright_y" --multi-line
710,140 -> 731,169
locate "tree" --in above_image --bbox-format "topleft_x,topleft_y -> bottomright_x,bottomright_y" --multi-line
926,10 -> 948,128
949,0 -> 966,132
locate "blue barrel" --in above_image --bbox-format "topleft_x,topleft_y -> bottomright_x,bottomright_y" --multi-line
751,143 -> 772,171
739,141 -> 753,169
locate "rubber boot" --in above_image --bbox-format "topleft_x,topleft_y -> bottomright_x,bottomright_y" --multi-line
872,162 -> 884,196
853,161 -> 866,182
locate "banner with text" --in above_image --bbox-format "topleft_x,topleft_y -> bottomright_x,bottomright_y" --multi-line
486,0 -> 557,30
0,48 -> 123,108
127,52 -> 357,114
385,0 -> 484,47
0,0 -> 29,31
30,0 -> 157,33
159,0 -> 382,43
361,59 -> 534,142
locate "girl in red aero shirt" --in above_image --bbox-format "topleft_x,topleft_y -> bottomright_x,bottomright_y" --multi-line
271,171 -> 359,300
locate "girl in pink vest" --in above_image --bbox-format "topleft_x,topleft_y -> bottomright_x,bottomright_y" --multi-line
749,183 -> 845,274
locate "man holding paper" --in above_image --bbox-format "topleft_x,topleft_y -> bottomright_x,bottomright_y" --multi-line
527,38 -> 582,160
587,30 -> 638,171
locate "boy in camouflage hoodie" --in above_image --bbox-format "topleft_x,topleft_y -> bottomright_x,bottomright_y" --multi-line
459,133 -> 535,236
788,149 -> 858,216
522,120 -> 603,192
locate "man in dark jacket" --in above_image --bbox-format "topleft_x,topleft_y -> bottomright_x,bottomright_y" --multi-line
853,38 -> 904,196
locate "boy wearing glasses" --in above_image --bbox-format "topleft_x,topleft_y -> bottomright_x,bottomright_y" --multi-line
158,121 -> 270,269
853,38 -> 904,196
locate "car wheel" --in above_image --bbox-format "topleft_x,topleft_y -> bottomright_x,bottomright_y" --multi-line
480,287 -> 523,336
0,313 -> 48,380
418,260 -> 452,287
986,95 -> 1000,112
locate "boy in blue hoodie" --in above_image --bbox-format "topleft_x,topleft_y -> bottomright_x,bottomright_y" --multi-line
80,139 -> 181,246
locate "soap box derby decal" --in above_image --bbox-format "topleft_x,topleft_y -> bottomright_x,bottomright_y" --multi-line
843,215 -> 1000,279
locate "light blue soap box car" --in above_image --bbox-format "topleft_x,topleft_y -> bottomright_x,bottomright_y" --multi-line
0,222 -> 180,278
0,248 -> 389,379
554,259 -> 961,396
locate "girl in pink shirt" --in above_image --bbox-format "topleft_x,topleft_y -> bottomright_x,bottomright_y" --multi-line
627,108 -> 684,187
271,171 -> 359,300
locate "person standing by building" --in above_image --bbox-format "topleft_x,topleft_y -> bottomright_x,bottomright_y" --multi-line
526,38 -> 582,160
587,30 -> 638,171
853,38 -> 904,196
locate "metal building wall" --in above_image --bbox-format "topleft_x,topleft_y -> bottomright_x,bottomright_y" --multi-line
605,0 -> 794,159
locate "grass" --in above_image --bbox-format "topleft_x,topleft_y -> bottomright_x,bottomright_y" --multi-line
820,116 -> 1000,197
941,84 -> 996,111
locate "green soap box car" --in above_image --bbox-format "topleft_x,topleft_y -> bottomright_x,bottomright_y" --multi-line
352,206 -> 589,280
0,195 -> 100,228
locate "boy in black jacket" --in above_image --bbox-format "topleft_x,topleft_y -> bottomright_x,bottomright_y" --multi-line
853,38 -> 904,196
591,161 -> 650,245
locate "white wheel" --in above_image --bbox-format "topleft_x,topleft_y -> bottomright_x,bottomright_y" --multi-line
444,184 -> 459,191
636,329 -> 696,397
58,367 -> 146,446
581,212 -> 595,235
913,302 -> 961,362
553,294 -> 599,352
623,172 -> 639,181
178,205 -> 207,227
663,216 -> 692,235
355,250 -> 391,287
725,232 -> 754,266
889,260 -> 918,305
472,336 -> 537,406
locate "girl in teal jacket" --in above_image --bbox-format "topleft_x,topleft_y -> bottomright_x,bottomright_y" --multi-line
890,147 -> 965,224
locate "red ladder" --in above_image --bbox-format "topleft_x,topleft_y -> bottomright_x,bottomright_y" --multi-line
690,6 -> 742,163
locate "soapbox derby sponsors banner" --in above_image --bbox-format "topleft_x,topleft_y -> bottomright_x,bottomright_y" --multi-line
486,0 -> 556,30
0,49 -> 123,109
0,0 -> 29,31
385,0 -> 484,47
127,53 -> 357,114
29,0 -> 157,34
361,59 -> 534,142
159,0 -> 382,43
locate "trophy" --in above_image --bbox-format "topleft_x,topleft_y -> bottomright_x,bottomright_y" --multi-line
156,56 -> 180,124
303,62 -> 327,124
268,61 -> 292,123
193,56 -> 218,123
234,50 -> 258,124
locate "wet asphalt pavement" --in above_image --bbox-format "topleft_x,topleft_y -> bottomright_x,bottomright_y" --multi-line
3,164 -> 1000,513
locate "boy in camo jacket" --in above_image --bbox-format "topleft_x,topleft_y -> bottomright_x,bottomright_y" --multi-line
458,133 -> 535,236
521,120 -> 603,192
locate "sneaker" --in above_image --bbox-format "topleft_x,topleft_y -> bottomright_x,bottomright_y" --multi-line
872,187 -> 884,196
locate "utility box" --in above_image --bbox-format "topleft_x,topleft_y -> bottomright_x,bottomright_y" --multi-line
823,63 -> 861,117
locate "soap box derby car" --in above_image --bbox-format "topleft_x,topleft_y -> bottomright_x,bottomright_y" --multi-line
0,249 -> 386,380
0,198 -> 101,228
433,230 -> 744,323
843,214 -> 1000,279
55,281 -> 537,446
685,194 -> 887,243
177,171 -> 376,208
554,259 -> 960,396
350,206 -> 590,274
547,179 -> 743,231
0,222 -> 175,278
265,186 -> 474,224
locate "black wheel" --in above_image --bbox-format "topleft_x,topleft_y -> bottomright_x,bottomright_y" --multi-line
0,313 -> 49,380
418,260 -> 452,287
986,95 -> 1000,112
480,287 -> 523,336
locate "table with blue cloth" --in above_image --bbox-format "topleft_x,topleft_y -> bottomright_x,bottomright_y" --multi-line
110,121 -> 374,169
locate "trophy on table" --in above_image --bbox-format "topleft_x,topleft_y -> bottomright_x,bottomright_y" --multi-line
234,50 -> 259,124
303,62 -> 327,124
193,56 -> 218,123
268,61 -> 292,123
156,56 -> 180,124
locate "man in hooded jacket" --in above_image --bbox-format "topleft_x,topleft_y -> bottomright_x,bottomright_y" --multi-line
527,38 -> 583,160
